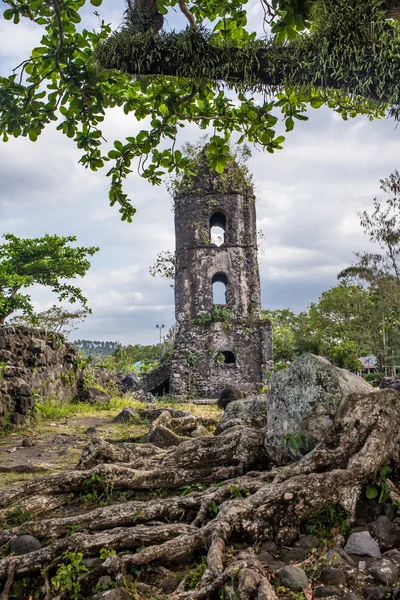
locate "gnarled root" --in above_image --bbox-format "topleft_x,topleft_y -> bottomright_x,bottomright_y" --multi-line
1,390 -> 400,599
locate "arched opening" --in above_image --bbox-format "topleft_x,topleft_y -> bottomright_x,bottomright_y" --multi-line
220,351 -> 236,364
212,272 -> 228,305
210,211 -> 226,246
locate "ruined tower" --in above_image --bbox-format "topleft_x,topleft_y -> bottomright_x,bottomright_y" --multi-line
169,150 -> 273,397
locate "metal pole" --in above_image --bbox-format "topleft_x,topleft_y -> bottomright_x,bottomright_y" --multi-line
156,324 -> 165,359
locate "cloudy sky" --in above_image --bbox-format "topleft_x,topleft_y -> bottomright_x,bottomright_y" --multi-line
1,0 -> 399,345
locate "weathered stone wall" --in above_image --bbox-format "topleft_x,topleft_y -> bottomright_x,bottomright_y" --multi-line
171,154 -> 274,397
0,326 -> 80,428
174,192 -> 262,323
170,319 -> 273,397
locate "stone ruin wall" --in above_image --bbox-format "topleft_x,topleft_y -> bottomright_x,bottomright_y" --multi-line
0,326 -> 80,428
0,326 -> 122,430
170,320 -> 273,397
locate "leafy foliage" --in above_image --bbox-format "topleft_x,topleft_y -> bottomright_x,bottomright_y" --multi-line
51,551 -> 88,600
0,0 -> 397,218
365,465 -> 392,503
0,234 -> 98,324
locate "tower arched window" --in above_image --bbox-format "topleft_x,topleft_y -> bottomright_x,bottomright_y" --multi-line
212,272 -> 228,305
210,211 -> 226,246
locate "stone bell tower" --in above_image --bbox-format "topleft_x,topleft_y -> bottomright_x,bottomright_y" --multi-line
169,149 -> 273,397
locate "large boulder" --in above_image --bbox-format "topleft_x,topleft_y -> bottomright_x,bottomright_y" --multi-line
264,353 -> 373,464
214,396 -> 268,435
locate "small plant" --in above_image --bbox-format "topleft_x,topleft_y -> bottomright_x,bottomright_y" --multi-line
1,503 -> 33,527
0,361 -> 6,380
186,353 -> 198,366
186,557 -> 207,590
229,484 -> 250,499
365,465 -> 392,503
304,505 -> 350,539
363,372 -> 384,383
192,314 -> 213,326
208,500 -> 219,516
180,483 -> 207,496
216,352 -> 225,364
73,354 -> 87,372
31,389 -> 41,401
81,371 -> 105,392
51,551 -> 88,599
282,432 -> 316,455
212,305 -> 232,322
99,548 -> 117,560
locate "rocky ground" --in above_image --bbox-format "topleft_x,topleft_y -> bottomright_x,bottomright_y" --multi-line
1,357 -> 400,600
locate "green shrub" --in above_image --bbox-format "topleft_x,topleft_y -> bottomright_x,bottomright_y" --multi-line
364,372 -> 384,383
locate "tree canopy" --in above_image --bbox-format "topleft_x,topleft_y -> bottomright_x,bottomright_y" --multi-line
1,0 -> 399,220
0,234 -> 99,324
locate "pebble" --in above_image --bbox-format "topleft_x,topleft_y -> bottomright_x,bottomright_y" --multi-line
320,567 -> 346,586
281,547 -> 309,563
278,565 -> 309,591
10,535 -> 41,556
314,586 -> 342,598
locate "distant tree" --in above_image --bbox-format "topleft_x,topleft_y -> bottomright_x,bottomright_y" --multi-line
308,282 -> 373,358
339,171 -> 400,370
9,304 -> 89,337
0,234 -> 99,324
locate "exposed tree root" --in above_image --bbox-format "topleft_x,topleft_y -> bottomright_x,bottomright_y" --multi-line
1,390 -> 399,599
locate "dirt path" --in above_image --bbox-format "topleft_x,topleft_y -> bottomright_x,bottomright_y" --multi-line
0,399 -> 220,488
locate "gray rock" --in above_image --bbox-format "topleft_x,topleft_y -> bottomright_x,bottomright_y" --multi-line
264,354 -> 373,463
363,587 -> 392,600
218,386 -> 244,410
281,548 -> 309,563
369,559 -> 398,586
257,550 -> 274,563
10,535 -> 41,555
314,587 -> 342,598
21,437 -> 34,447
343,594 -> 359,600
279,565 -> 309,591
145,424 -> 190,448
96,576 -> 113,588
320,567 -> 346,586
382,503 -> 396,522
214,395 -> 268,435
368,516 -> 396,548
298,534 -> 319,550
81,387 -> 111,404
356,500 -> 382,524
260,541 -> 278,554
112,406 -> 138,423
91,589 -> 132,600
190,425 -> 208,438
325,548 -> 357,568
268,561 -> 285,570
344,532 -> 381,559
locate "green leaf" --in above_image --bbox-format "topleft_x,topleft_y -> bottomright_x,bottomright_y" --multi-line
90,0 -> 102,5
366,485 -> 378,499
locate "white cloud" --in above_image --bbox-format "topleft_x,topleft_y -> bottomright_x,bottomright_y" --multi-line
1,1 -> 399,342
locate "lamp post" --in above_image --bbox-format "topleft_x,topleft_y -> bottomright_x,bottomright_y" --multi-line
156,324 -> 165,359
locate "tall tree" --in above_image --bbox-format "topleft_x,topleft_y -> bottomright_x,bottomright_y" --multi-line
1,0 -> 399,219
0,234 -> 99,324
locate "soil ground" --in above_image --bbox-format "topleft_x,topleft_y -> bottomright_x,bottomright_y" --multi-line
0,396 -> 221,489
